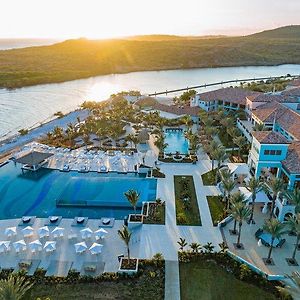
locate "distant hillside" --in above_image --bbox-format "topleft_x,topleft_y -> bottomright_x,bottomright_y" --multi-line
0,26 -> 300,89
249,25 -> 300,39
125,35 -> 226,41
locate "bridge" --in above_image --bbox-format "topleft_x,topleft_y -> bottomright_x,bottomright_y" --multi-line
147,74 -> 300,96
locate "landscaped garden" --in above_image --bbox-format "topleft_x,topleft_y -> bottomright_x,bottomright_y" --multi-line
4,258 -> 165,300
201,169 -> 217,185
174,175 -> 201,226
179,254 -> 279,300
143,200 -> 166,225
207,195 -> 227,226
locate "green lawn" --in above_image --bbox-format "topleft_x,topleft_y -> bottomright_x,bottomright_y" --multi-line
207,195 -> 226,226
201,169 -> 217,185
180,260 -> 276,300
174,175 -> 201,226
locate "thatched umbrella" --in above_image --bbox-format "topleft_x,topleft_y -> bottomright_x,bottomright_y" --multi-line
137,128 -> 150,144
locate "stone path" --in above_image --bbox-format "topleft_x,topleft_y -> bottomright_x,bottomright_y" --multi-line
165,260 -> 180,300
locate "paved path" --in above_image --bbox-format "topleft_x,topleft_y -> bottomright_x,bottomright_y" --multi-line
0,109 -> 89,155
165,260 -> 180,300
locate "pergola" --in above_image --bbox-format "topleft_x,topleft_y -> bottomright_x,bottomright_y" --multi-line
15,151 -> 53,171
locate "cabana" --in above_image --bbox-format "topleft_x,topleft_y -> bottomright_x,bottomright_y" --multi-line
0,241 -> 10,253
80,228 -> 93,239
44,241 -> 56,253
75,242 -> 87,254
29,240 -> 42,253
15,151 -> 53,171
89,243 -> 103,255
38,226 -> 50,238
22,226 -> 34,238
94,228 -> 108,240
13,240 -> 27,253
52,227 -> 64,238
5,227 -> 17,237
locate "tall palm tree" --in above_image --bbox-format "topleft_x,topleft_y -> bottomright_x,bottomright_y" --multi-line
263,219 -> 286,264
228,194 -> 246,234
264,176 -> 286,220
245,177 -> 265,224
234,204 -> 251,248
124,190 -> 140,217
208,140 -> 221,169
0,275 -> 34,300
286,214 -> 300,264
222,177 -> 236,210
283,188 -> 300,214
212,145 -> 228,183
118,226 -> 132,260
233,135 -> 247,158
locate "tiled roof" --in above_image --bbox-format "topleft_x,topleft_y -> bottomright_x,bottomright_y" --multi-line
281,87 -> 300,97
197,87 -> 260,105
252,131 -> 290,144
252,102 -> 300,140
246,94 -> 284,103
153,103 -> 200,116
282,142 -> 300,174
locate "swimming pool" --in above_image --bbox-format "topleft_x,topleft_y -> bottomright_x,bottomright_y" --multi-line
0,162 -> 157,220
164,129 -> 189,154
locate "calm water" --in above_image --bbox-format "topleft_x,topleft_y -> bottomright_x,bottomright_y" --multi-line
0,162 -> 157,220
0,64 -> 300,139
164,130 -> 189,154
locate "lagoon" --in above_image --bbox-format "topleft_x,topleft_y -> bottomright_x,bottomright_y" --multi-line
0,64 -> 300,140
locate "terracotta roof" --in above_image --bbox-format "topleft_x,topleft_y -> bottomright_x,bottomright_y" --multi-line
282,142 -> 300,174
252,102 -> 300,140
281,87 -> 300,97
153,103 -> 200,116
247,94 -> 282,103
197,87 -> 260,105
252,131 -> 290,144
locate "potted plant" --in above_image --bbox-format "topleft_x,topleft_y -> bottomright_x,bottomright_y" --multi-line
118,226 -> 138,274
125,189 -> 143,229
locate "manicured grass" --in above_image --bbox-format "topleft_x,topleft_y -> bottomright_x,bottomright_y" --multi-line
201,169 -> 217,185
207,195 -> 226,226
174,175 -> 201,226
180,259 -> 276,300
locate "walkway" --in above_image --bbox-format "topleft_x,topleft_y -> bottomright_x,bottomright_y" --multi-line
165,260 -> 180,300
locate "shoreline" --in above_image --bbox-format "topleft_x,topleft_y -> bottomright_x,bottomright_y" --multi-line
0,63 -> 299,91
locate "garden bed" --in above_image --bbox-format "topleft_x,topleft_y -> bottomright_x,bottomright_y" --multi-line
207,195 -> 227,226
201,169 -> 217,185
179,253 -> 279,300
174,175 -> 201,226
143,202 -> 165,225
23,259 -> 164,300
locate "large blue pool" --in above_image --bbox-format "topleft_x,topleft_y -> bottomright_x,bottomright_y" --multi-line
0,162 -> 157,220
164,129 -> 189,154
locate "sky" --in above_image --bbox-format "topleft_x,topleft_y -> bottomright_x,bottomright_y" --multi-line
1,0 -> 299,39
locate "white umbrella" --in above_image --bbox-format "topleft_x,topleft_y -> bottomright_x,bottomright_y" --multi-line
52,227 -> 64,238
38,226 -> 50,238
22,226 -> 34,238
29,240 -> 42,253
13,240 -> 26,253
44,241 -> 56,252
89,242 -> 103,255
0,241 -> 10,253
80,228 -> 93,239
5,227 -> 17,237
74,242 -> 87,253
94,228 -> 108,240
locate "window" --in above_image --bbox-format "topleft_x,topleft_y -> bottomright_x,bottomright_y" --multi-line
264,149 -> 282,156
270,150 -> 276,155
276,150 -> 282,155
264,150 -> 270,155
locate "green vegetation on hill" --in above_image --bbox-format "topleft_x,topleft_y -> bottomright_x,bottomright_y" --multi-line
1,26 -> 300,89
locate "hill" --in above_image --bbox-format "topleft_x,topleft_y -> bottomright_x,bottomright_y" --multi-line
249,25 -> 300,39
0,26 -> 300,89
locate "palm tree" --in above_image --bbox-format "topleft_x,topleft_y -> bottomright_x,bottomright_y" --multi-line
118,226 -> 132,261
124,190 -> 140,217
235,204 -> 251,248
181,115 -> 193,129
208,140 -> 221,169
203,242 -> 215,254
245,177 -> 265,224
286,214 -> 300,264
212,145 -> 228,183
233,135 -> 247,158
263,219 -> 286,264
189,242 -> 202,253
228,192 -> 246,234
177,237 -> 187,252
222,177 -> 236,210
0,275 -> 34,300
253,123 -> 266,131
264,176 -> 286,220
283,188 -> 300,214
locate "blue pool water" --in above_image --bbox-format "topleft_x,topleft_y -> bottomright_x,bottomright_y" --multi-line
0,162 -> 157,220
164,130 -> 189,154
